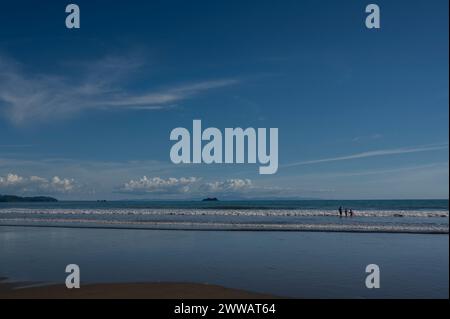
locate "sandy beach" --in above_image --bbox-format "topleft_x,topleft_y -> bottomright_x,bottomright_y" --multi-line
0,280 -> 278,299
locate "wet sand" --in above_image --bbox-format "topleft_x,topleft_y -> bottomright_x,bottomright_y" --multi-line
1,227 -> 448,298
0,280 -> 278,299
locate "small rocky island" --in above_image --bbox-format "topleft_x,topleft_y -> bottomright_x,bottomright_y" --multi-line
0,195 -> 58,202
202,197 -> 219,202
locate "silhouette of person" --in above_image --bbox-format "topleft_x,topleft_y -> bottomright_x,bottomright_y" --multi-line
344,208 -> 348,217
338,206 -> 343,217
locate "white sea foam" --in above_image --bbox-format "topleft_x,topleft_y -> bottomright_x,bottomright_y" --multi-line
0,208 -> 448,218
0,208 -> 448,234
0,217 -> 448,234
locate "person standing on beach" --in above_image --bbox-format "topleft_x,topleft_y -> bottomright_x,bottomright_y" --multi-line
344,208 -> 348,217
338,206 -> 343,217
349,209 -> 354,217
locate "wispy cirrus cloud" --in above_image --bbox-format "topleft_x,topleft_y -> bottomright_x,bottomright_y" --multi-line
351,133 -> 383,143
284,143 -> 449,167
0,54 -> 239,124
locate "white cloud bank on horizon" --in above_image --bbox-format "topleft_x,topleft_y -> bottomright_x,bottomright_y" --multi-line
0,173 -> 76,195
120,176 -> 200,195
118,176 -> 280,198
200,179 -> 253,193
0,54 -> 238,124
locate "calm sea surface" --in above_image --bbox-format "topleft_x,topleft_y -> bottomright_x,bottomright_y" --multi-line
0,200 -> 448,298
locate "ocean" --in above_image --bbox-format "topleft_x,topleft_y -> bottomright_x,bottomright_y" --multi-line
0,199 -> 448,233
0,200 -> 448,298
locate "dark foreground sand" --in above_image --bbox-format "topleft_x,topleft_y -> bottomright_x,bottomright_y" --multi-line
0,280 -> 278,299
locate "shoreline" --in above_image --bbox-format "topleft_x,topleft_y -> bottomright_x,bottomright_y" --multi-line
0,280 -> 280,299
0,223 -> 448,235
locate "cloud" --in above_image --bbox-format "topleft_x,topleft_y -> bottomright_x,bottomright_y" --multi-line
284,143 -> 449,167
318,162 -> 449,178
0,173 -> 76,194
0,54 -> 238,124
119,176 -> 199,195
200,179 -> 253,192
99,78 -> 238,109
117,176 -> 297,199
118,176 -> 255,196
351,133 -> 383,143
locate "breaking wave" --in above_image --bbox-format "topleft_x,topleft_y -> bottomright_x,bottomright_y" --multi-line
0,208 -> 448,234
0,208 -> 448,218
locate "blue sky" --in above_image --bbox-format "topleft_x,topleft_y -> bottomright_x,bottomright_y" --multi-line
0,0 -> 448,200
